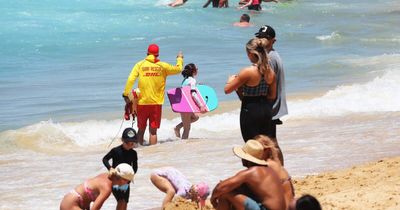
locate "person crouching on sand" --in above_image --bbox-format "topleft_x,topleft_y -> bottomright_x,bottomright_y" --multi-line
60,163 -> 134,210
150,167 -> 210,209
174,63 -> 207,139
211,140 -> 286,210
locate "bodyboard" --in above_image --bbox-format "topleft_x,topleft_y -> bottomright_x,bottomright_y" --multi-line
167,85 -> 218,113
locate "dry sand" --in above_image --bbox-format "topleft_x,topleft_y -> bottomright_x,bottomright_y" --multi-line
293,156 -> 400,210
161,156 -> 400,210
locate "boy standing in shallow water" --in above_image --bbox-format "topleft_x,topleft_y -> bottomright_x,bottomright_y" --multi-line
102,127 -> 138,210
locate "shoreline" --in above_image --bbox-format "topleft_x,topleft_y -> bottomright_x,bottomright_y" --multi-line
2,89 -> 345,133
159,156 -> 400,210
50,91 -> 326,126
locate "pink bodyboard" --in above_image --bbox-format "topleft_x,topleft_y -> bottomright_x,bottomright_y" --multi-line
167,86 -> 208,113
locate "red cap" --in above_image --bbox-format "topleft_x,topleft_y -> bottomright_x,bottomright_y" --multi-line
147,44 -> 159,56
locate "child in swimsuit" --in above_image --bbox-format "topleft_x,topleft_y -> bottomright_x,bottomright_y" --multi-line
150,167 -> 210,209
102,128 -> 138,210
174,63 -> 207,139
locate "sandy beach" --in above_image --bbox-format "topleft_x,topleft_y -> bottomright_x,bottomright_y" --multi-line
163,156 -> 400,210
293,156 -> 400,210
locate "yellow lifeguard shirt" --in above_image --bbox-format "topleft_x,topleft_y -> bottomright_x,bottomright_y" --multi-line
123,55 -> 183,105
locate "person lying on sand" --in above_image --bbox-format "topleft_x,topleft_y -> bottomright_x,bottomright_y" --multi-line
211,140 -> 286,210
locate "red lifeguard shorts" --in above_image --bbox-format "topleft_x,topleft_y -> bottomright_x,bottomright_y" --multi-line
137,104 -> 162,129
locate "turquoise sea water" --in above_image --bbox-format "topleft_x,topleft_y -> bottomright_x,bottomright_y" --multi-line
1,0 -> 399,131
0,0 -> 400,209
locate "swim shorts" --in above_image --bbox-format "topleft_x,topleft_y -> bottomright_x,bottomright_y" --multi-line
244,197 -> 269,210
112,184 -> 130,202
137,105 -> 162,129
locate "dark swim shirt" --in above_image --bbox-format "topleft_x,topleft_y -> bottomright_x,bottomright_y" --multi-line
103,145 -> 138,173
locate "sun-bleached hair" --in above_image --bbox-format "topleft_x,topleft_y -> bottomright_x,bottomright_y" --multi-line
254,134 -> 279,161
246,37 -> 270,75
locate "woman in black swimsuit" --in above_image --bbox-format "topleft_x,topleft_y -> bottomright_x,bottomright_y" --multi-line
224,37 -> 276,141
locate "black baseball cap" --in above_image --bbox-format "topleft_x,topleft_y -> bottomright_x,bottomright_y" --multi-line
255,25 -> 276,39
122,128 -> 137,142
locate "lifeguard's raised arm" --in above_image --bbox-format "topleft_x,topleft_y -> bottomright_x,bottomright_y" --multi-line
159,52 -> 184,76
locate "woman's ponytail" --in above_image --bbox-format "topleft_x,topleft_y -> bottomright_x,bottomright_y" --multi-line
246,38 -> 271,78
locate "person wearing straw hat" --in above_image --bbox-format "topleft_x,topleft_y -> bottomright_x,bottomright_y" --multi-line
211,140 -> 286,210
60,163 -> 135,210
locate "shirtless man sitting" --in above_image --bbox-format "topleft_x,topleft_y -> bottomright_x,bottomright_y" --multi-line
211,140 -> 286,210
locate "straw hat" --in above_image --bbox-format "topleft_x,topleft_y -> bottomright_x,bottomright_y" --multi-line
115,163 -> 135,181
233,140 -> 268,165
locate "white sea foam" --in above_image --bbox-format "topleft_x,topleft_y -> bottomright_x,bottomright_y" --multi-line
316,31 -> 341,41
0,110 -> 241,149
288,70 -> 400,119
4,62 -> 400,149
4,68 -> 400,148
8,65 -> 400,148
